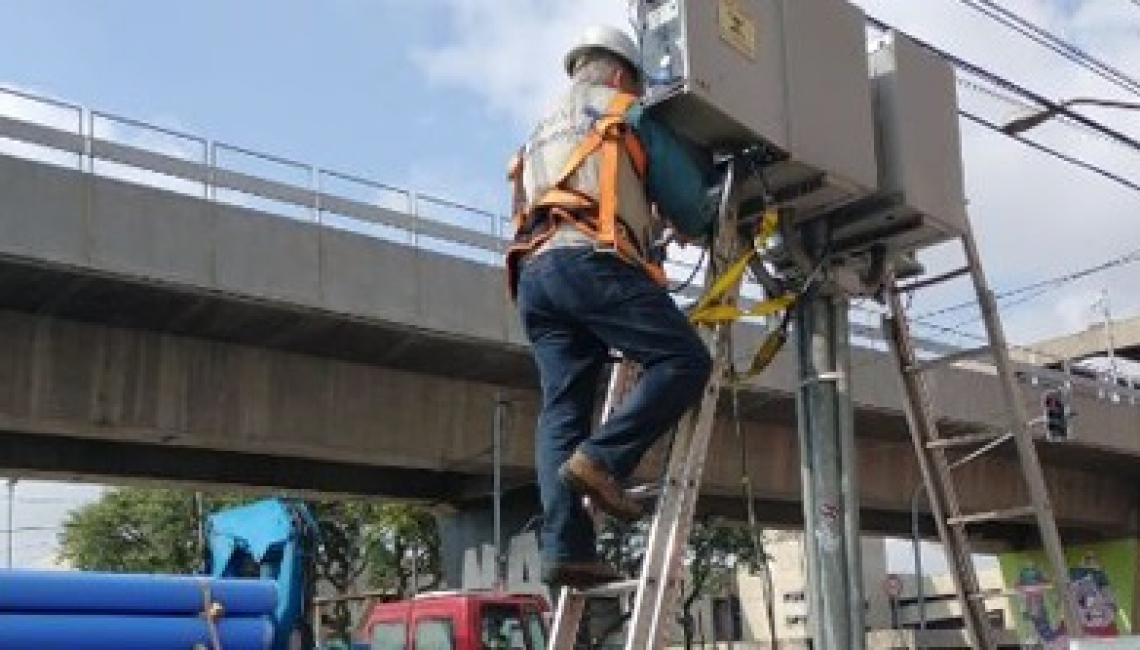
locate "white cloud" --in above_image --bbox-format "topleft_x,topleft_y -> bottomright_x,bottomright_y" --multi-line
410,0 -> 631,128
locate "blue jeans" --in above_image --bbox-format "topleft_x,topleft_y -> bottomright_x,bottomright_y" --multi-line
516,247 -> 713,565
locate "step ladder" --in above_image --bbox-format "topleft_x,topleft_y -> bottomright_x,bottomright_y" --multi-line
548,162 -> 751,650
880,228 -> 1083,648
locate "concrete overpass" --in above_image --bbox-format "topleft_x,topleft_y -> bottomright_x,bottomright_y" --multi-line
1018,315 -> 1140,369
0,88 -> 1138,545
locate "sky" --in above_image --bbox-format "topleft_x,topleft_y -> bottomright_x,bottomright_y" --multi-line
0,0 -> 1138,573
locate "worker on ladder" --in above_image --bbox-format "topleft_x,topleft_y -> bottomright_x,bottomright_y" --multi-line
505,25 -> 717,589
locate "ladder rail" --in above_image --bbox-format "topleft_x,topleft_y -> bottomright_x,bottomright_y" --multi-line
625,318 -> 733,647
548,359 -> 638,649
961,233 -> 1084,637
882,302 -> 995,650
624,183 -> 749,650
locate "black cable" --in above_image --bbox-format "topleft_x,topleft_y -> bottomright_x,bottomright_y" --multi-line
954,0 -> 1140,98
959,110 -> 1140,193
867,15 -> 1140,156
669,248 -> 707,294
917,243 -> 1140,320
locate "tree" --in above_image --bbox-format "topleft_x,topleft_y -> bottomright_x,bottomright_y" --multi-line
309,500 -> 442,644
58,489 -> 442,646
58,488 -> 242,573
598,515 -> 762,650
308,499 -> 383,645
60,488 -> 443,647
366,504 -> 442,598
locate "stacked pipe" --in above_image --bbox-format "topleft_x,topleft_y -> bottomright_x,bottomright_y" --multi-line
0,569 -> 277,650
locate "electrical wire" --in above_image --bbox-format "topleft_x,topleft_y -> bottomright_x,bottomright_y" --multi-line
867,15 -> 1140,156
953,0 -> 1140,98
916,245 -> 1140,320
669,249 -> 707,294
959,110 -> 1140,192
956,76 -> 1109,143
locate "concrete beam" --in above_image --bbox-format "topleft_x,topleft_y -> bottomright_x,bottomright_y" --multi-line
4,151 -> 1136,448
0,309 -> 1133,538
1017,316 -> 1140,365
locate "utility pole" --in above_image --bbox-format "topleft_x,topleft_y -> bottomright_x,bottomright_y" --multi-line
6,478 -> 16,569
793,224 -> 864,650
492,394 -> 510,590
194,491 -> 207,569
1095,290 -> 1119,385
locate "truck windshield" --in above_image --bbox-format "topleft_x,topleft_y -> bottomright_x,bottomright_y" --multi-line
479,604 -> 528,649
370,621 -> 406,650
525,608 -> 546,649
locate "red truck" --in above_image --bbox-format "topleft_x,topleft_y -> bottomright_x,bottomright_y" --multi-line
359,590 -> 551,650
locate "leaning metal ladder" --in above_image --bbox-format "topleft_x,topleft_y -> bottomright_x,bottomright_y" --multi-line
881,227 -> 1083,648
548,163 -> 749,650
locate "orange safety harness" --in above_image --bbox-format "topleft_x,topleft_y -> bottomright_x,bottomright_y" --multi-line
505,91 -> 666,299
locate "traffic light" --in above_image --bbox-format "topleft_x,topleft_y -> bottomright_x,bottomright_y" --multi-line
1042,389 -> 1071,441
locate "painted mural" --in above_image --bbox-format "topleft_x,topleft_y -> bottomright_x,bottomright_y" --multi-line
998,539 -> 1136,647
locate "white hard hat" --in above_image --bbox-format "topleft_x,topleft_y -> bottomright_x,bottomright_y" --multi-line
564,25 -> 642,80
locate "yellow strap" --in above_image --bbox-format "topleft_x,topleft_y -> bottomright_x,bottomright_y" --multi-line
689,249 -> 755,320
746,328 -> 788,375
690,293 -> 797,325
690,207 -> 785,324
756,206 -> 779,243
688,206 -> 794,375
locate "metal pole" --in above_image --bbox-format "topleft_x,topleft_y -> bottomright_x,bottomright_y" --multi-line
493,395 -> 508,590
910,484 -> 927,642
411,540 -> 419,597
6,478 -> 16,569
794,250 -> 864,650
195,492 -> 207,564
1099,290 -> 1119,385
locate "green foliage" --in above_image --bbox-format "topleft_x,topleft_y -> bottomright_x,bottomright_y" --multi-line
366,504 -> 442,598
59,488 -> 442,647
599,515 -> 764,650
59,488 -> 243,573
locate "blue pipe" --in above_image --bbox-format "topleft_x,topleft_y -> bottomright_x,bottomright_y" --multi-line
0,614 -> 273,650
0,569 -> 277,615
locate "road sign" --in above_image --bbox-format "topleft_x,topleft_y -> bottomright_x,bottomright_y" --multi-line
883,574 -> 904,599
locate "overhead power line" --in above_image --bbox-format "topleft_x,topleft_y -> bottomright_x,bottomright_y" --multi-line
954,0 -> 1140,98
866,15 -> 1140,157
959,111 -> 1140,193
917,245 -> 1140,320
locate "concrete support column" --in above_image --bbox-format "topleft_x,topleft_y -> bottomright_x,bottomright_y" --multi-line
436,487 -> 546,595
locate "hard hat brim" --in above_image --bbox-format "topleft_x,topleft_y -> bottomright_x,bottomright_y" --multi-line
563,45 -> 642,81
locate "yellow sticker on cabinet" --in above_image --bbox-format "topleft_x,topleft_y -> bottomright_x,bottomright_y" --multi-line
718,0 -> 757,60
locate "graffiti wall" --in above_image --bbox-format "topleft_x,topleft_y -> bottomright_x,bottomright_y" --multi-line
998,539 -> 1136,647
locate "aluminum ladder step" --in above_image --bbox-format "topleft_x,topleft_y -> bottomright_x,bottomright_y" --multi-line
926,431 -> 1008,449
947,505 -> 1037,527
906,345 -> 992,374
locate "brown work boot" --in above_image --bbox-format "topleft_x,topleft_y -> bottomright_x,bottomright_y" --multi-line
541,560 -> 622,589
559,451 -> 644,522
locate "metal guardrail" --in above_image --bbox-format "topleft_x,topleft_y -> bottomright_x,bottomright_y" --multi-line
0,85 -> 1136,406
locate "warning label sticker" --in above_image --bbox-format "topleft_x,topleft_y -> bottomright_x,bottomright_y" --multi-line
718,0 -> 757,60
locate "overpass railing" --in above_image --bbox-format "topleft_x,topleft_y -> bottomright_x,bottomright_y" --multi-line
1,85 -> 1137,407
